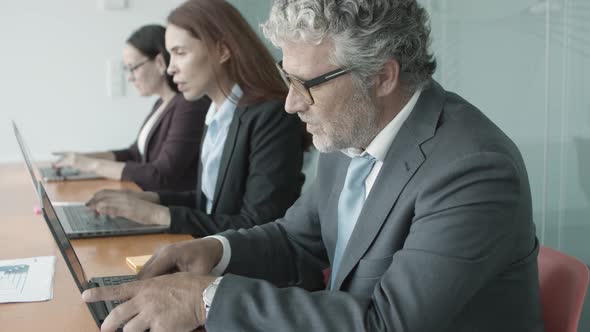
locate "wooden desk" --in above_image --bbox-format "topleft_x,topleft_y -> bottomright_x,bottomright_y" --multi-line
0,164 -> 191,331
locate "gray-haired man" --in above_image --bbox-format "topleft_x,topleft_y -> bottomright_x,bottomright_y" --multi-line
84,1 -> 544,331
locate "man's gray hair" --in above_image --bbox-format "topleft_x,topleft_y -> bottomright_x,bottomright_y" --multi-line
262,0 -> 437,92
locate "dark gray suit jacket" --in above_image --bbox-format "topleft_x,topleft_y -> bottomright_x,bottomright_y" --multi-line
158,99 -> 306,237
206,81 -> 544,332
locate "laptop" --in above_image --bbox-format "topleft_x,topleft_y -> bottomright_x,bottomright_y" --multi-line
39,182 -> 137,330
12,120 -> 103,182
14,121 -> 169,238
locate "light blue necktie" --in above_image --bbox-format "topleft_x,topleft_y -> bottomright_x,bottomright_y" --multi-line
331,154 -> 376,289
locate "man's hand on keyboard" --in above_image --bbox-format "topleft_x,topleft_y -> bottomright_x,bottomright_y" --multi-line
82,272 -> 215,332
86,191 -> 170,226
138,238 -> 223,279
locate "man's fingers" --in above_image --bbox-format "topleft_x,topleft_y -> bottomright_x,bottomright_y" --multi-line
150,322 -> 172,332
121,312 -> 151,332
138,248 -> 177,279
100,298 -> 140,332
82,282 -> 140,303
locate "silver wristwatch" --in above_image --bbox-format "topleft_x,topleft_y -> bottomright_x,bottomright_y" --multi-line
202,277 -> 223,318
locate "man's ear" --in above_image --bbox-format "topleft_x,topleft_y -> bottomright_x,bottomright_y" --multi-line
155,53 -> 167,75
374,59 -> 401,97
217,42 -> 231,65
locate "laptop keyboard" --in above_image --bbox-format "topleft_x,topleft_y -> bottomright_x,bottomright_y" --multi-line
39,168 -> 57,178
102,275 -> 137,286
102,275 -> 138,307
63,206 -> 119,232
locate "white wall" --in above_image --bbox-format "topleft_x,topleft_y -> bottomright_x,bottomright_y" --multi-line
0,0 -> 276,164
0,0 -> 186,163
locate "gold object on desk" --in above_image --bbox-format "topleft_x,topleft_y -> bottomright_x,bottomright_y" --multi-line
126,254 -> 152,273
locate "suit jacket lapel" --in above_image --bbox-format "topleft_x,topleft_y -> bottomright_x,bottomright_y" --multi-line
143,95 -> 178,162
332,129 -> 424,289
332,80 -> 446,290
210,105 -> 246,212
195,125 -> 209,210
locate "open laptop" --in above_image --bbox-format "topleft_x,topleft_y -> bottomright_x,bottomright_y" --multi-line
12,120 -> 103,182
39,182 -> 136,330
14,121 -> 169,238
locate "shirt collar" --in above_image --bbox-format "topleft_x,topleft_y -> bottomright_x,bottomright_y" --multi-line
342,88 -> 422,161
205,84 -> 243,127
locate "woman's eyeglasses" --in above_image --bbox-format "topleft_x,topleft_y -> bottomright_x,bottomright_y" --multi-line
125,58 -> 152,79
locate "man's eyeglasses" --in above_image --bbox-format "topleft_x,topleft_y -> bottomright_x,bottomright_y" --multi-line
276,61 -> 352,105
125,58 -> 152,79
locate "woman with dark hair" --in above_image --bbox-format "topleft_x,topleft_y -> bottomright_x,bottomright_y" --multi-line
86,0 -> 308,238
55,24 -> 209,191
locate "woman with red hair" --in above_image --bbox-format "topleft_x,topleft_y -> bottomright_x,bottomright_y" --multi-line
87,0 -> 308,238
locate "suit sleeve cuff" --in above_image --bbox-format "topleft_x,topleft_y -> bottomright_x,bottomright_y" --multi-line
111,149 -> 130,162
158,191 -> 182,206
205,235 -> 231,276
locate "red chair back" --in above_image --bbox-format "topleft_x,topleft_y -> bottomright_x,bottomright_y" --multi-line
322,268 -> 331,287
538,246 -> 589,332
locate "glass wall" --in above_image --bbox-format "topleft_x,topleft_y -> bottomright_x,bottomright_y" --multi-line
418,0 -> 590,326
234,0 -> 590,257
228,0 -> 279,58
419,0 -> 590,258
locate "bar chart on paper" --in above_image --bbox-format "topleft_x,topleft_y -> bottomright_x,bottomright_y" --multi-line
0,265 -> 30,297
0,256 -> 55,303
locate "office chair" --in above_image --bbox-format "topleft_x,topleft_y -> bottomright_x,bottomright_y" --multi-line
322,268 -> 331,287
538,245 -> 589,332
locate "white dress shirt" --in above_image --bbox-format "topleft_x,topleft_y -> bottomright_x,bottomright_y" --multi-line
137,100 -> 169,157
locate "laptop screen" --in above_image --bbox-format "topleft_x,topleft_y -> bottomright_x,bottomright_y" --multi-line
39,183 -> 89,292
12,121 -> 40,200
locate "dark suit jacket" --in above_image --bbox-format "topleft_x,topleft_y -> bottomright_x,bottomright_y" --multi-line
158,99 -> 305,237
207,81 -> 544,332
112,94 -> 209,191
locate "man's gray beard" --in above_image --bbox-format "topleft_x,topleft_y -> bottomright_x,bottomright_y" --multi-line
315,89 -> 380,153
